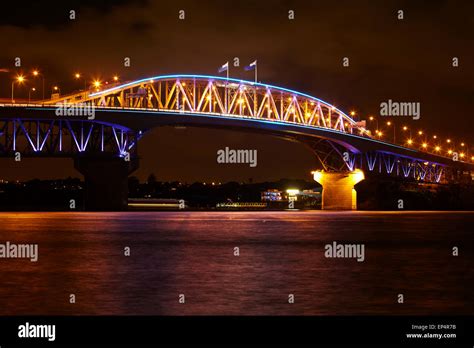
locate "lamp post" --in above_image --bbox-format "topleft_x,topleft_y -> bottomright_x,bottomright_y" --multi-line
75,73 -> 88,99
52,85 -> 61,97
402,125 -> 411,139
32,70 -> 45,101
28,87 -> 36,103
386,121 -> 395,143
11,75 -> 25,103
93,80 -> 101,91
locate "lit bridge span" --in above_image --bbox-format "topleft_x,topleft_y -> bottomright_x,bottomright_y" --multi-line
1,74 -> 472,210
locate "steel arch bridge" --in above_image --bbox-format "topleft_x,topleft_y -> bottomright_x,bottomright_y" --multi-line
1,74 -> 473,185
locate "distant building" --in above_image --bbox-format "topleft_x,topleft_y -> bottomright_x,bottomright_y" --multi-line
261,189 -> 283,202
261,188 -> 321,202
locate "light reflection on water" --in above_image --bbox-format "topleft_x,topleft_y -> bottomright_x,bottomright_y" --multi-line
0,211 -> 472,315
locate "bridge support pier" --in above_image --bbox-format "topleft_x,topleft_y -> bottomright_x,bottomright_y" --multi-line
312,170 -> 365,210
74,157 -> 138,211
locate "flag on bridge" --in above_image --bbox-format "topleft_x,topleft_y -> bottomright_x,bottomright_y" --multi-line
244,60 -> 257,71
218,62 -> 229,73
245,60 -> 258,83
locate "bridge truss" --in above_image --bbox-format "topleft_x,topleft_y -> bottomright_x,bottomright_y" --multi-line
301,137 -> 447,183
0,119 -> 139,157
46,75 -> 368,136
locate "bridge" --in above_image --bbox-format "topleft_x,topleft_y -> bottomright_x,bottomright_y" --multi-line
1,74 -> 473,210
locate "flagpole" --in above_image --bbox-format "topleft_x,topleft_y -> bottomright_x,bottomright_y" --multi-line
255,60 -> 257,83
225,62 -> 228,113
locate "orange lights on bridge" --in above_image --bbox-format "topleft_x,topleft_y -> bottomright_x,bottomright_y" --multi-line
92,80 -> 102,91
364,116 -> 472,162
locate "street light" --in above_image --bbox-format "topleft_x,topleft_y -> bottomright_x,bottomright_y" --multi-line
11,75 -> 25,103
32,70 -> 45,100
74,72 -> 88,98
28,87 -> 36,103
113,75 -> 119,82
52,85 -> 61,97
368,116 -> 378,134
386,121 -> 395,143
402,125 -> 412,139
93,80 -> 101,91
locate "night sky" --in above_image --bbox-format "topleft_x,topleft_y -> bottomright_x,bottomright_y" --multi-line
0,0 -> 472,182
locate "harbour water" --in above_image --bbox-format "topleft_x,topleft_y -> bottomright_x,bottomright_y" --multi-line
0,211 -> 472,315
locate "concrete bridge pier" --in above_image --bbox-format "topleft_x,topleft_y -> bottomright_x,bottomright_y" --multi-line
312,170 -> 365,210
74,157 -> 138,211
